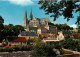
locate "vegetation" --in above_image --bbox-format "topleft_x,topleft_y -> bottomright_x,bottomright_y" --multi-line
63,38 -> 79,50
77,16 -> 80,33
38,0 -> 80,24
55,23 -> 73,31
0,45 -> 33,52
0,16 -> 4,42
31,38 -> 57,57
0,24 -> 24,42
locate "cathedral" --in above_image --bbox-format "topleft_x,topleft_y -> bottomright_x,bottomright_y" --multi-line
23,9 -> 57,34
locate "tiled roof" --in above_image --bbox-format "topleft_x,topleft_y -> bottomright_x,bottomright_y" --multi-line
49,33 -> 53,36
5,45 -> 12,48
40,33 -> 49,38
14,37 -> 27,42
40,33 -> 57,38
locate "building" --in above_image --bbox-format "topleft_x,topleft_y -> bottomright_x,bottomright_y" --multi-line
57,31 -> 64,41
18,31 -> 38,40
8,37 -> 27,46
23,9 -> 57,35
37,27 -> 48,34
41,31 -> 64,42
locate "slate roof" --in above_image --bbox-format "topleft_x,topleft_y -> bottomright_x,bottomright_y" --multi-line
40,18 -> 51,22
21,31 -> 38,36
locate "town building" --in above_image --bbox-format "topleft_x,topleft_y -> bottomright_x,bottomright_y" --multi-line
18,31 -> 38,39
8,37 -> 27,46
42,31 -> 64,42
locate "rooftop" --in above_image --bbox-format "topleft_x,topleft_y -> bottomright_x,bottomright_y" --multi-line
14,37 -> 27,42
21,31 -> 38,36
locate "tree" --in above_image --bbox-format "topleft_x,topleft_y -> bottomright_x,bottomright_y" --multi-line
70,27 -> 73,30
38,0 -> 80,23
0,16 -> 4,24
14,25 -> 24,36
61,24 -> 70,30
55,23 -> 72,31
0,16 -> 4,42
77,16 -> 80,33
32,40 -> 56,57
63,38 -> 79,50
1,24 -> 24,41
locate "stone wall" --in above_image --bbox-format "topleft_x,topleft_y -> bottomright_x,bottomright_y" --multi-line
0,51 -> 32,57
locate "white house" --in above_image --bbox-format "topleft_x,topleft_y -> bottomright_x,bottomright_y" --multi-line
57,31 -> 64,41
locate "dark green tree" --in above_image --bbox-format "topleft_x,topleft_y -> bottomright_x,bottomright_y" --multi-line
77,16 -> 80,33
32,41 -> 56,57
38,0 -> 80,23
61,24 -> 70,30
14,25 -> 24,36
63,38 -> 79,50
55,23 -> 73,31
1,24 -> 24,41
0,16 -> 4,42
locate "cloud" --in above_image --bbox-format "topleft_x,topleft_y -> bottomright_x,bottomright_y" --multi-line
1,0 -> 34,6
70,24 -> 77,28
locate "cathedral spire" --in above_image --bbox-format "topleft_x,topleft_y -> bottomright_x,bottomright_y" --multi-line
24,9 -> 27,18
23,9 -> 28,27
29,8 -> 33,20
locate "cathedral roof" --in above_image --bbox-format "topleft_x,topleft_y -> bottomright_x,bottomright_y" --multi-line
40,18 -> 51,22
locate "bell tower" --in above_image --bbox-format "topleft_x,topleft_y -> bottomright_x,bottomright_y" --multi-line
23,9 -> 28,27
29,8 -> 33,21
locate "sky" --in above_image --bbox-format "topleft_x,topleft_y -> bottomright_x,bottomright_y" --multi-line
0,0 -> 80,28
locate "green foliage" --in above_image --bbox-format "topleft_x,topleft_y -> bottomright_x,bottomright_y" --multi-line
14,25 -> 24,36
0,16 -> 4,42
55,23 -> 73,31
34,38 -> 42,44
0,16 -> 4,24
0,47 -> 13,52
5,47 -> 13,52
1,24 -> 24,42
13,45 -> 33,51
38,0 -> 80,23
27,39 -> 34,45
0,45 -> 33,52
31,39 -> 57,57
61,24 -> 70,30
77,16 -> 80,33
53,42 -> 62,49
70,27 -> 73,30
63,38 -> 79,50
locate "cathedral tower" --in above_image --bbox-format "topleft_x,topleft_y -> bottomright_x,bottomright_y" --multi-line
23,9 -> 28,27
29,9 -> 33,21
